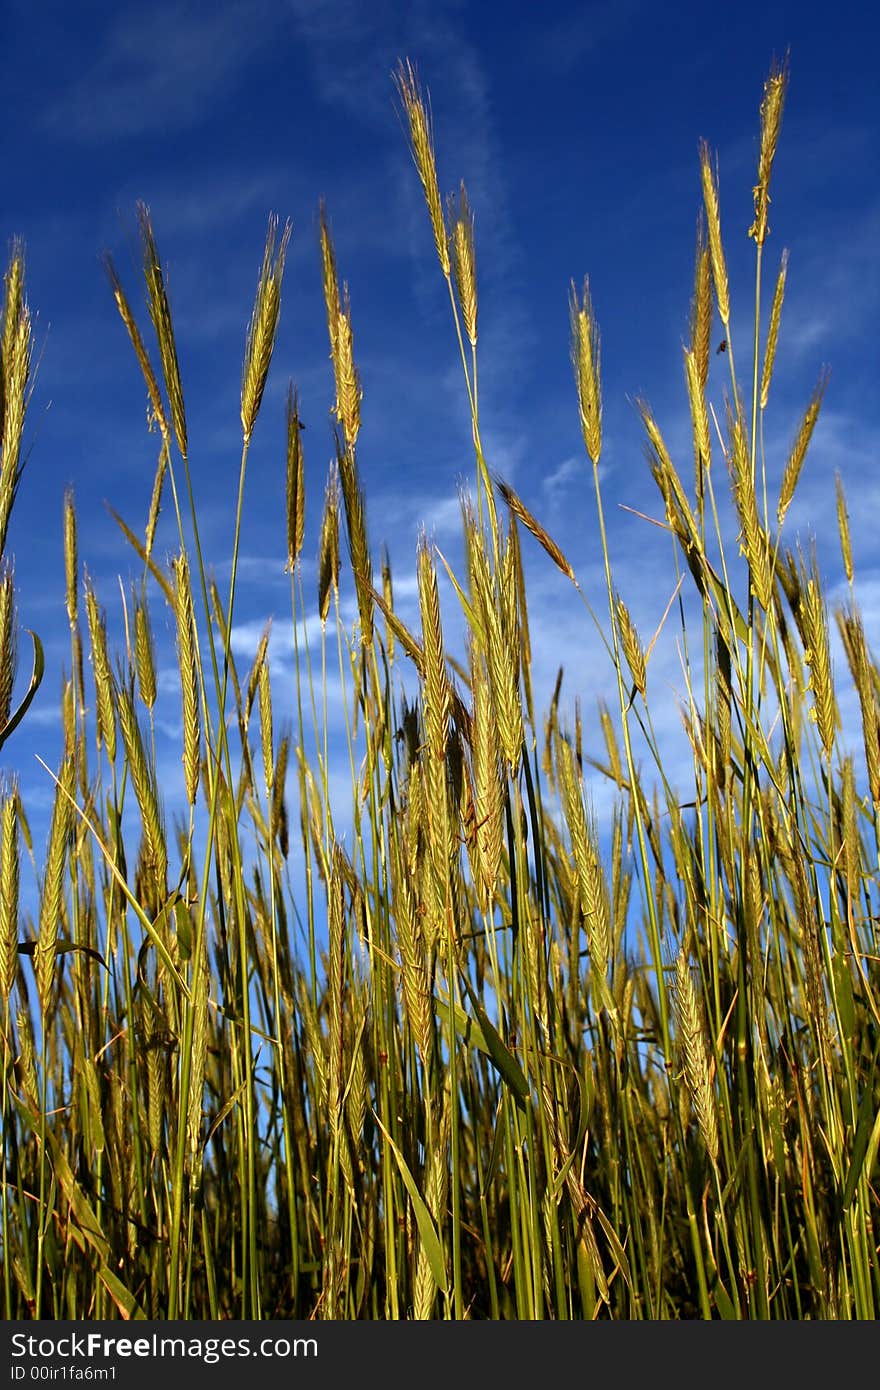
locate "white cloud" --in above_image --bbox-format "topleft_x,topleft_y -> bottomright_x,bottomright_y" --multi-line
542,455 -> 582,502
44,0 -> 288,141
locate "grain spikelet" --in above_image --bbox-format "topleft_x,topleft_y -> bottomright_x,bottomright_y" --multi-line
15,1006 -> 38,1107
142,1000 -> 166,1159
187,938 -> 209,1182
418,539 -> 451,919
345,990 -> 368,1146
777,370 -> 829,525
649,452 -> 689,553
1,243 -> 25,419
569,279 -> 602,465
749,57 -> 789,247
679,699 -> 710,793
799,558 -> 836,758
394,60 -> 450,277
467,510 -> 522,772
85,585 -> 117,763
0,786 -> 19,999
241,215 -> 291,443
674,949 -> 719,1163
61,676 -> 75,759
524,907 -> 548,1037
0,244 -> 32,556
271,735 -> 290,859
334,289 -> 362,452
448,182 -> 477,345
173,553 -> 201,806
35,755 -> 75,1013
835,607 -> 880,806
640,402 -> 702,556
318,201 -> 341,367
788,849 -> 831,1060
507,515 -> 534,729
258,652 -> 274,800
0,568 -> 16,733
598,699 -> 624,788
727,402 -> 773,609
137,203 -> 187,457
418,538 -> 449,765
683,346 -> 711,502
381,548 -> 395,662
318,462 -> 340,624
391,837 -> 432,1058
471,643 -> 503,913
713,633 -> 732,793
337,440 -> 373,644
145,440 -> 168,559
689,215 -> 712,390
134,596 -> 157,711
760,249 -> 788,409
841,757 -> 860,910
413,1094 -> 450,1315
63,488 -> 78,630
117,681 -> 167,892
501,525 -> 523,708
296,746 -> 328,881
371,580 -> 425,678
413,1246 -> 437,1322
244,624 -> 271,730
495,474 -> 575,581
616,594 -> 647,698
744,850 -> 765,993
103,253 -> 169,442
557,736 -> 610,988
698,142 -> 730,326
285,383 -> 306,571
835,474 -> 853,585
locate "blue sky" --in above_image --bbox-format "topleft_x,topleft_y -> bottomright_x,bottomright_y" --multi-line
3,0 -> 879,871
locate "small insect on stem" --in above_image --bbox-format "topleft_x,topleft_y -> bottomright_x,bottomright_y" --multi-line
716,338 -> 727,354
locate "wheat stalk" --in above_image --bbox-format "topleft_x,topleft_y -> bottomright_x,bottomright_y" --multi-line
0,569 -> 16,734
777,370 -> 830,525
0,786 -> 19,1000
241,214 -> 291,443
699,141 -> 730,327
448,182 -> 478,347
35,756 -> 74,1014
690,215 -> 713,390
749,56 -> 789,247
173,552 -> 201,807
103,253 -> 170,443
138,203 -> 188,457
569,279 -> 602,465
318,462 -> 341,625
674,948 -> 719,1164
286,384 -> 306,571
394,59 -> 450,277
85,584 -> 117,764
759,248 -> 789,409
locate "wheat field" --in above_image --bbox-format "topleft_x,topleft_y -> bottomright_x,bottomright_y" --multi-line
0,58 -> 877,1320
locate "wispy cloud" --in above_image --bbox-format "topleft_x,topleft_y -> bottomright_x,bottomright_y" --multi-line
44,0 -> 287,141
113,171 -> 288,240
288,0 -> 534,438
524,0 -> 647,74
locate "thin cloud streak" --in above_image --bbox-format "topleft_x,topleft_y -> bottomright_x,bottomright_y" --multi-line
43,0 -> 287,141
